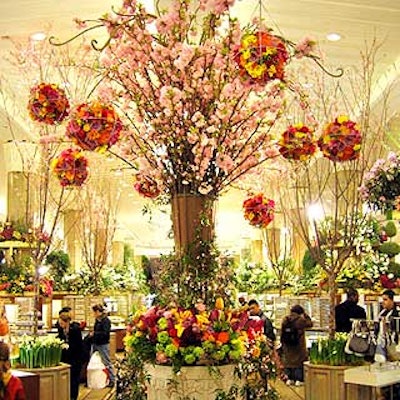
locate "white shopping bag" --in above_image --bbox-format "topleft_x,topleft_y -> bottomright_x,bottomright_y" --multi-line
87,351 -> 109,389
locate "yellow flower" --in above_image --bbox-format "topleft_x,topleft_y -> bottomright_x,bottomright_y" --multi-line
337,115 -> 349,124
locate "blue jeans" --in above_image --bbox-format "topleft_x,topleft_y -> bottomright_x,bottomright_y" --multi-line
92,343 -> 115,384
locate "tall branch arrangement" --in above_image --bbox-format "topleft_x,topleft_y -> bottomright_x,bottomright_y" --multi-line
278,41 -> 393,337
51,0 -> 321,199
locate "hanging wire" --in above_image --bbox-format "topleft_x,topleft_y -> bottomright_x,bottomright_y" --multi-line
251,0 -> 343,78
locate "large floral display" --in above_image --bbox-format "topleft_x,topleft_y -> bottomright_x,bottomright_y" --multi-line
125,299 -> 267,372
46,0 -> 319,199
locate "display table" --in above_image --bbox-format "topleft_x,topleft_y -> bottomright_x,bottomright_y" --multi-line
19,363 -> 70,400
344,363 -> 400,400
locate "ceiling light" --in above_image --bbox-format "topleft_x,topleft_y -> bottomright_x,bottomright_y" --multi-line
326,32 -> 341,42
30,32 -> 46,41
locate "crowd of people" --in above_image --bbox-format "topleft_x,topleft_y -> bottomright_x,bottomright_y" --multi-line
239,288 -> 400,392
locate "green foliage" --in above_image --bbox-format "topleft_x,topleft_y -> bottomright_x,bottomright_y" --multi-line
302,248 -> 318,272
45,250 -> 71,290
388,261 -> 400,276
379,241 -> 400,257
235,262 -> 278,294
153,240 -> 236,309
384,221 -> 397,237
309,334 -> 365,366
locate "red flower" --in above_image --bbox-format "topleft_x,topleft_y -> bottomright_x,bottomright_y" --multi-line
243,193 -> 275,228
318,115 -> 361,162
28,83 -> 70,125
52,148 -> 89,187
380,274 -> 397,289
66,101 -> 122,151
279,123 -> 316,161
134,174 -> 160,199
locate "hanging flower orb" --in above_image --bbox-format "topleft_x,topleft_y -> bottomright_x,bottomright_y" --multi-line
51,148 -> 89,187
236,31 -> 289,84
133,174 -> 161,199
243,193 -> 275,228
279,123 -> 317,161
28,83 -> 70,125
66,101 -> 123,151
318,115 -> 361,162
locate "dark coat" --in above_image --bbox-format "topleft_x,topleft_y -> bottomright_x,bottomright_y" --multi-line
255,310 -> 276,342
335,300 -> 367,333
281,312 -> 313,368
93,314 -> 111,345
57,321 -> 84,366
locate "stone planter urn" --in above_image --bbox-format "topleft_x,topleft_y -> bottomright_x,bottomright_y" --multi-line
146,364 -> 240,400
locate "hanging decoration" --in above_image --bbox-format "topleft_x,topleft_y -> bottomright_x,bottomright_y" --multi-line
51,148 -> 89,187
279,123 -> 316,161
66,101 -> 123,152
236,30 -> 289,84
317,115 -> 361,162
28,83 -> 70,125
133,174 -> 161,199
243,193 -> 275,228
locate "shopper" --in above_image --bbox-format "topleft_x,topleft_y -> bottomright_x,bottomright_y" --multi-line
248,299 -> 276,343
89,304 -> 115,387
280,304 -> 313,386
335,288 -> 367,332
0,341 -> 26,400
57,311 -> 84,400
376,290 -> 400,399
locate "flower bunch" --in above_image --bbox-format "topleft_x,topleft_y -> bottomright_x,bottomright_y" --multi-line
133,174 -> 160,199
124,299 -> 266,372
66,101 -> 122,151
279,123 -> 316,161
39,277 -> 54,297
317,115 -> 361,162
28,83 -> 70,125
236,30 -> 289,83
0,222 -> 22,241
243,193 -> 275,228
51,148 -> 88,187
18,335 -> 67,368
359,152 -> 400,212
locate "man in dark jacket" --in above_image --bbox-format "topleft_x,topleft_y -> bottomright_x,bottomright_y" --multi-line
335,288 -> 366,332
248,299 -> 276,343
89,304 -> 115,387
57,311 -> 83,400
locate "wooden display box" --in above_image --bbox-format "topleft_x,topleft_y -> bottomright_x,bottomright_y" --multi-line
20,363 -> 70,400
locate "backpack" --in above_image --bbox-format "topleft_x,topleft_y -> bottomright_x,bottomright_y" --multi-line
281,318 -> 299,346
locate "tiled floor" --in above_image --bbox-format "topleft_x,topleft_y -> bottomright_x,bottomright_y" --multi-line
78,378 -> 304,400
272,379 -> 305,399
78,385 -> 115,400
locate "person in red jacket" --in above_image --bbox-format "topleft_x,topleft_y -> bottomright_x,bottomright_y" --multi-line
0,342 -> 26,400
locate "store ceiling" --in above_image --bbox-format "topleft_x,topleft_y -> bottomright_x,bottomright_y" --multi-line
0,0 -> 400,252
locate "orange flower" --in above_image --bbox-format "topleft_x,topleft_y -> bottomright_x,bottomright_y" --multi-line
216,331 -> 230,344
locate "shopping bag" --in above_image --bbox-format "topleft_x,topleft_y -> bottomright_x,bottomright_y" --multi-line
87,351 -> 108,389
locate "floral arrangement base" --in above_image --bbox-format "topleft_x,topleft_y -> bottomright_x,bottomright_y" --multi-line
304,362 -> 373,400
20,363 -> 70,400
145,364 -> 241,400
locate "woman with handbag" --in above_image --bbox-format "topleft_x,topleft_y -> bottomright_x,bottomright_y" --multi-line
376,289 -> 400,400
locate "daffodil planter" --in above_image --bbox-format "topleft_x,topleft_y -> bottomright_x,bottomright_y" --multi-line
145,363 -> 241,400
